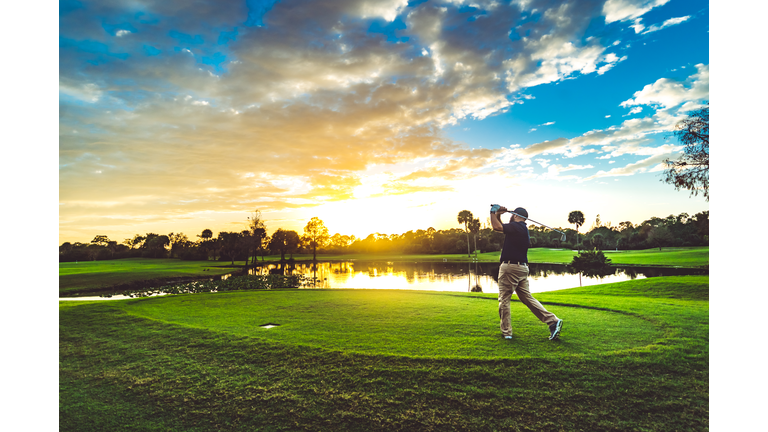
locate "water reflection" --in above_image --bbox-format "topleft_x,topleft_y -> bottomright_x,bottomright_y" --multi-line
245,261 -> 706,294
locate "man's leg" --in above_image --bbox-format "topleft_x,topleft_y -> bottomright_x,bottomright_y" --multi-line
497,263 -> 517,337
513,268 -> 559,326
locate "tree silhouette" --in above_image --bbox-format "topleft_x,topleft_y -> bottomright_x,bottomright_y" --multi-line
198,229 -> 213,260
468,217 -> 481,257
168,232 -> 190,258
218,231 -> 242,265
457,210 -> 473,257
269,229 -> 301,261
303,217 -> 330,261
123,234 -> 144,250
568,211 -> 585,249
91,235 -> 110,247
247,210 -> 268,264
662,102 -> 709,201
142,233 -> 170,258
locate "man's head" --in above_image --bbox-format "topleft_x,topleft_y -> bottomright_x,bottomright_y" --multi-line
511,207 -> 528,222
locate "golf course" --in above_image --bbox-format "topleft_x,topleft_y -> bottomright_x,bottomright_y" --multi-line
60,249 -> 709,431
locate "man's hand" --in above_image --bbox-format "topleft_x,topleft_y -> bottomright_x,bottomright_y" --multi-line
491,206 -> 506,231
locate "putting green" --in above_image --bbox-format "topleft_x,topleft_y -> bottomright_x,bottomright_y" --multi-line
118,290 -> 665,359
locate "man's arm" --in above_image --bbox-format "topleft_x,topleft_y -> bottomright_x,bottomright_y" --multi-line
491,206 -> 507,232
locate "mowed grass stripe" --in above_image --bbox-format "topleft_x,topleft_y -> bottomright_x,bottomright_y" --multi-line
117,290 -> 664,359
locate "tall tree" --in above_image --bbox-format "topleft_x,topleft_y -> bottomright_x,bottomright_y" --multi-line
198,229 -> 213,260
468,217 -> 481,256
568,211 -> 585,248
247,210 -> 268,264
218,231 -> 242,265
142,233 -> 170,258
269,229 -> 301,261
123,234 -> 145,250
303,217 -> 330,261
457,210 -> 473,257
168,232 -> 189,258
647,226 -> 674,251
662,102 -> 709,201
91,235 -> 110,247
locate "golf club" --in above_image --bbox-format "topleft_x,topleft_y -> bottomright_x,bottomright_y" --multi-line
491,204 -> 567,242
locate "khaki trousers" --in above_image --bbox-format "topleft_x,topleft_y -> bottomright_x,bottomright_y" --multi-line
498,263 -> 558,337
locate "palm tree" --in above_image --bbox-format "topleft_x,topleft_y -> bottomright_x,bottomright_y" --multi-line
199,229 -> 213,260
568,211 -> 585,249
468,217 -> 481,257
457,210 -> 473,257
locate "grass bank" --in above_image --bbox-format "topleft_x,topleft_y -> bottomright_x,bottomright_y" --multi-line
60,276 -> 708,431
59,258 -> 238,296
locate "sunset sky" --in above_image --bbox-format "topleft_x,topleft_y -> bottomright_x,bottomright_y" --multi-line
58,0 -> 710,245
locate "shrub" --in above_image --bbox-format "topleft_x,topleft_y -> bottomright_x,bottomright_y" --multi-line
568,248 -> 613,278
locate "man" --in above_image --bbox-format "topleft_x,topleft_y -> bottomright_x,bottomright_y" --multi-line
491,205 -> 563,341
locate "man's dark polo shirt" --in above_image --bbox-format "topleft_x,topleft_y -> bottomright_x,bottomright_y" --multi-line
499,221 -> 530,264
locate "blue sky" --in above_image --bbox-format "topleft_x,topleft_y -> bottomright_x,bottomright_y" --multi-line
57,0 -> 710,243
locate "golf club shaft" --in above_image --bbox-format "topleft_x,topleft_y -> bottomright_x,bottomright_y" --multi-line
504,211 -> 565,235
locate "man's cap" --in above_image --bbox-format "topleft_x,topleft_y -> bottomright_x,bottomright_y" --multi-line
512,207 -> 528,218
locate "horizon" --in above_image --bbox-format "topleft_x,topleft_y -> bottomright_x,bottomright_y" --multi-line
59,0 -> 709,245
59,206 -> 706,246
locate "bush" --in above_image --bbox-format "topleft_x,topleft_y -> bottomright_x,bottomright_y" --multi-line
568,248 -> 613,277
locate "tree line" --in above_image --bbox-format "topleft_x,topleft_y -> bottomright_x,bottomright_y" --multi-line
59,208 -> 708,263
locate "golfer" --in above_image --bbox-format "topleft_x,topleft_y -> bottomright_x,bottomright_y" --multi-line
491,205 -> 563,340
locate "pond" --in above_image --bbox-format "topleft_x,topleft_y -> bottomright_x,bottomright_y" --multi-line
59,260 -> 706,301
243,260 -> 706,294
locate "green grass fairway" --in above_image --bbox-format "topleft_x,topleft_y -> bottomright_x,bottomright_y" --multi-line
252,247 -> 709,267
119,290 -> 662,358
60,276 -> 708,431
59,258 -> 238,295
528,246 -> 708,266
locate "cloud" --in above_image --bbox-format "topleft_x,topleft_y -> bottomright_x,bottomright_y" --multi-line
515,64 -> 707,165
59,81 -> 102,103
582,150 -> 676,181
58,0 -> 704,241
621,64 -> 709,109
518,138 -> 571,156
540,163 -> 595,181
603,0 -> 671,24
356,0 -> 409,21
638,16 -> 690,34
